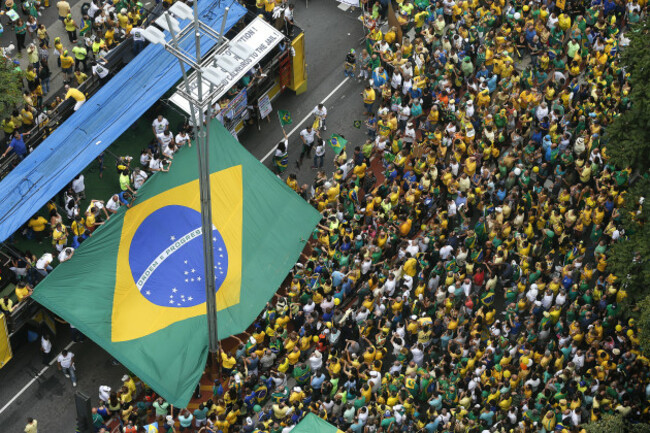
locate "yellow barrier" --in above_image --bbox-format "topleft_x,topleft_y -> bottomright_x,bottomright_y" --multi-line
289,33 -> 308,95
0,313 -> 13,369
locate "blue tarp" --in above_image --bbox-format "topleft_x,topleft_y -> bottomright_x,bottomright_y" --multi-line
0,0 -> 246,242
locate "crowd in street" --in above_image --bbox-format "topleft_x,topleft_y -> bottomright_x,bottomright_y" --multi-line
227,0 -> 650,432
9,0 -> 650,432
1,0 -> 146,149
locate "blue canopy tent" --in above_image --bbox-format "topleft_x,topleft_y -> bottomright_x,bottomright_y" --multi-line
0,0 -> 246,242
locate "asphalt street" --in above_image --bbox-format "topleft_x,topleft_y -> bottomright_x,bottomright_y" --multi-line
238,0 -> 370,186
0,1 -> 368,431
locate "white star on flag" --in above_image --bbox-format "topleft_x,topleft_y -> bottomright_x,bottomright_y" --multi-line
170,236 -> 176,241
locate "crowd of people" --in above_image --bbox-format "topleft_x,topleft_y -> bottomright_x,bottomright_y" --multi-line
224,0 -> 648,433
1,0 -> 145,147
7,0 -> 650,431
0,111 -> 190,312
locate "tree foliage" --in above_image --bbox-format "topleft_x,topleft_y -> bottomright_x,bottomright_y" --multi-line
584,414 -> 650,433
603,16 -> 650,171
608,178 -> 650,300
0,58 -> 24,120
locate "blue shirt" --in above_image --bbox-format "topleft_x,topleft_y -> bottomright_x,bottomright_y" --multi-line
118,191 -> 131,206
9,134 -> 27,156
311,374 -> 325,389
332,270 -> 345,288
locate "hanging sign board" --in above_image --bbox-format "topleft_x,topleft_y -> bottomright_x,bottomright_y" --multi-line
169,17 -> 284,117
258,92 -> 273,119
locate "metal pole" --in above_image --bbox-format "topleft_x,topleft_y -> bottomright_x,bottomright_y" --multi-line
164,13 -> 220,363
215,7 -> 229,51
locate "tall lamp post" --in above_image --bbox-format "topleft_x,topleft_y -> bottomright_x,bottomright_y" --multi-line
141,1 -> 234,377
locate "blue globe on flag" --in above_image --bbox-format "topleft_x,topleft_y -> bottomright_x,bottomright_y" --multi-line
128,205 -> 228,308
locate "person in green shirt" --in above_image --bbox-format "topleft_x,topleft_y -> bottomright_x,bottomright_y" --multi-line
72,42 -> 88,71
15,19 -> 28,56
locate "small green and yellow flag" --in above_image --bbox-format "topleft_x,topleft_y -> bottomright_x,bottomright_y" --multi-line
278,110 -> 292,126
353,120 -> 362,129
328,134 -> 348,155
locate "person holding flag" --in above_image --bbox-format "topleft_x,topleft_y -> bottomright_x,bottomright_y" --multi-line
312,103 -> 327,131
273,128 -> 289,176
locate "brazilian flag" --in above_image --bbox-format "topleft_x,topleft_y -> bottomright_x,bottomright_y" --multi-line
278,110 -> 292,126
328,134 -> 348,155
32,121 -> 320,406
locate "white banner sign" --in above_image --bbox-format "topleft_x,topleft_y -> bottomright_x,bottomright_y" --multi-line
170,17 -> 284,116
337,0 -> 360,7
258,93 -> 273,119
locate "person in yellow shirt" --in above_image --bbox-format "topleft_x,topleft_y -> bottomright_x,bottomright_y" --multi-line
64,85 -> 86,111
263,0 -> 276,20
121,374 -> 137,396
73,69 -> 88,85
15,282 -> 33,302
64,13 -> 78,43
219,347 -> 236,375
60,50 -> 75,83
362,84 -> 376,115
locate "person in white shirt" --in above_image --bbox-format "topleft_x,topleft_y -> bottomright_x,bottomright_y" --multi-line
439,244 -> 454,260
105,194 -> 121,214
132,168 -> 148,190
71,173 -> 85,199
99,385 -> 111,403
312,103 -> 327,130
283,3 -> 295,36
156,129 -> 174,154
35,253 -> 54,276
410,343 -> 424,366
312,140 -> 325,169
152,114 -> 169,137
57,349 -> 77,387
131,25 -> 145,54
58,247 -> 74,263
41,334 -> 53,364
297,126 -> 319,168
308,350 -> 323,371
149,156 -> 170,172
175,131 -> 191,147
91,60 -> 110,80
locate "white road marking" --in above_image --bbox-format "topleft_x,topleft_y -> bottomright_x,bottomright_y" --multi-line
0,341 -> 75,415
260,77 -> 350,163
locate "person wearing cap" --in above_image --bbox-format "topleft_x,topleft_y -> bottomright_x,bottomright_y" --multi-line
60,49 -> 74,83
63,13 -> 78,43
